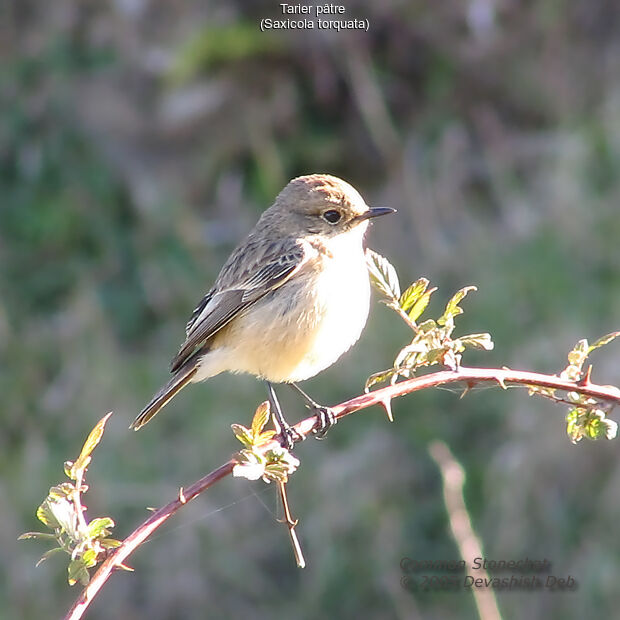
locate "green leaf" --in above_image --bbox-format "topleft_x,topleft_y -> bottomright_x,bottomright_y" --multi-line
18,531 -> 58,541
584,411 -> 618,441
263,464 -> 288,483
48,497 -> 78,534
438,286 -> 477,326
87,517 -> 115,540
601,418 -> 618,440
73,412 -> 113,476
251,401 -> 271,439
417,319 -> 437,333
82,548 -> 98,568
567,339 -> 588,366
262,448 -> 300,483
365,369 -> 395,392
231,424 -> 253,448
64,461 -> 74,479
391,368 -> 412,384
425,348 -> 448,365
589,331 -> 620,353
68,558 -> 90,586
566,408 -> 582,443
232,450 -> 266,480
36,501 -> 61,530
566,407 -> 618,443
35,547 -> 65,567
398,278 -> 429,313
408,290 -> 436,322
100,538 -> 122,549
366,249 -> 400,300
394,342 -> 425,369
48,483 -> 75,500
459,333 -> 494,351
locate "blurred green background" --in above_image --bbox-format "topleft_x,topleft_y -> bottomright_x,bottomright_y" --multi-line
2,1 -> 620,618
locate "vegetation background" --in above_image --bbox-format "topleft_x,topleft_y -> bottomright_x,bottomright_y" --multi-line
2,1 -> 620,618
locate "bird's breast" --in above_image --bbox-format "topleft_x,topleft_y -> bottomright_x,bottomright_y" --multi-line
202,237 -> 371,383
285,243 -> 371,380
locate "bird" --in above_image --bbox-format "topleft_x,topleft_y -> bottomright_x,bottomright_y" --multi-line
130,174 -> 395,446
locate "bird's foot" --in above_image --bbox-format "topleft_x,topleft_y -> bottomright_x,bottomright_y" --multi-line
288,383 -> 337,439
312,406 -> 337,440
278,423 -> 304,451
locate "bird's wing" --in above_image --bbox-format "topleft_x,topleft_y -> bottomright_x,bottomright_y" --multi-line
170,240 -> 308,372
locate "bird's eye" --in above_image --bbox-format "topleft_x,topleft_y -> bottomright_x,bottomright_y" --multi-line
322,209 -> 342,224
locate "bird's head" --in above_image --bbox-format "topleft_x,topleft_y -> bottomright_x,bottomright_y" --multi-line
266,174 -> 395,238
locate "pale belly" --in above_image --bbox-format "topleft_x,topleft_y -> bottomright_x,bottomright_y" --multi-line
194,248 -> 371,383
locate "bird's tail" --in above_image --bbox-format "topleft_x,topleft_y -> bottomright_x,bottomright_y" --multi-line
130,362 -> 198,430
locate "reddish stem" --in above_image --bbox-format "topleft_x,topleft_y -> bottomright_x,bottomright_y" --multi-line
65,462 -> 234,620
65,365 -> 620,619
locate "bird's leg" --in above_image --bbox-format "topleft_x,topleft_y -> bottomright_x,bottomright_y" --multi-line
266,382 -> 302,450
288,383 -> 337,440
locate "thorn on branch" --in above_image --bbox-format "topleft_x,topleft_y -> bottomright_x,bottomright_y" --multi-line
496,376 -> 508,390
577,365 -> 593,387
115,562 -> 134,573
460,381 -> 474,399
379,398 -> 394,422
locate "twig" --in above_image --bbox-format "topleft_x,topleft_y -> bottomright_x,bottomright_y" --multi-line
328,365 -> 620,425
393,303 -> 420,333
65,365 -> 620,618
429,441 -> 502,620
277,481 -> 305,568
65,461 -> 235,620
72,468 -> 89,539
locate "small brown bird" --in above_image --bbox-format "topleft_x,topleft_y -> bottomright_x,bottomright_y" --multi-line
131,174 -> 394,444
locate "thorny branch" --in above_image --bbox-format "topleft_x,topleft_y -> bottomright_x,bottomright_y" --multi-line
65,364 -> 620,619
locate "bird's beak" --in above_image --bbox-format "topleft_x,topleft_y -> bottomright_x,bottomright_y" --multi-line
355,206 -> 397,222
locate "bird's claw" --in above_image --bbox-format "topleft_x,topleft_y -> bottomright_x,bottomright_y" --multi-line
312,406 -> 337,440
280,425 -> 303,450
